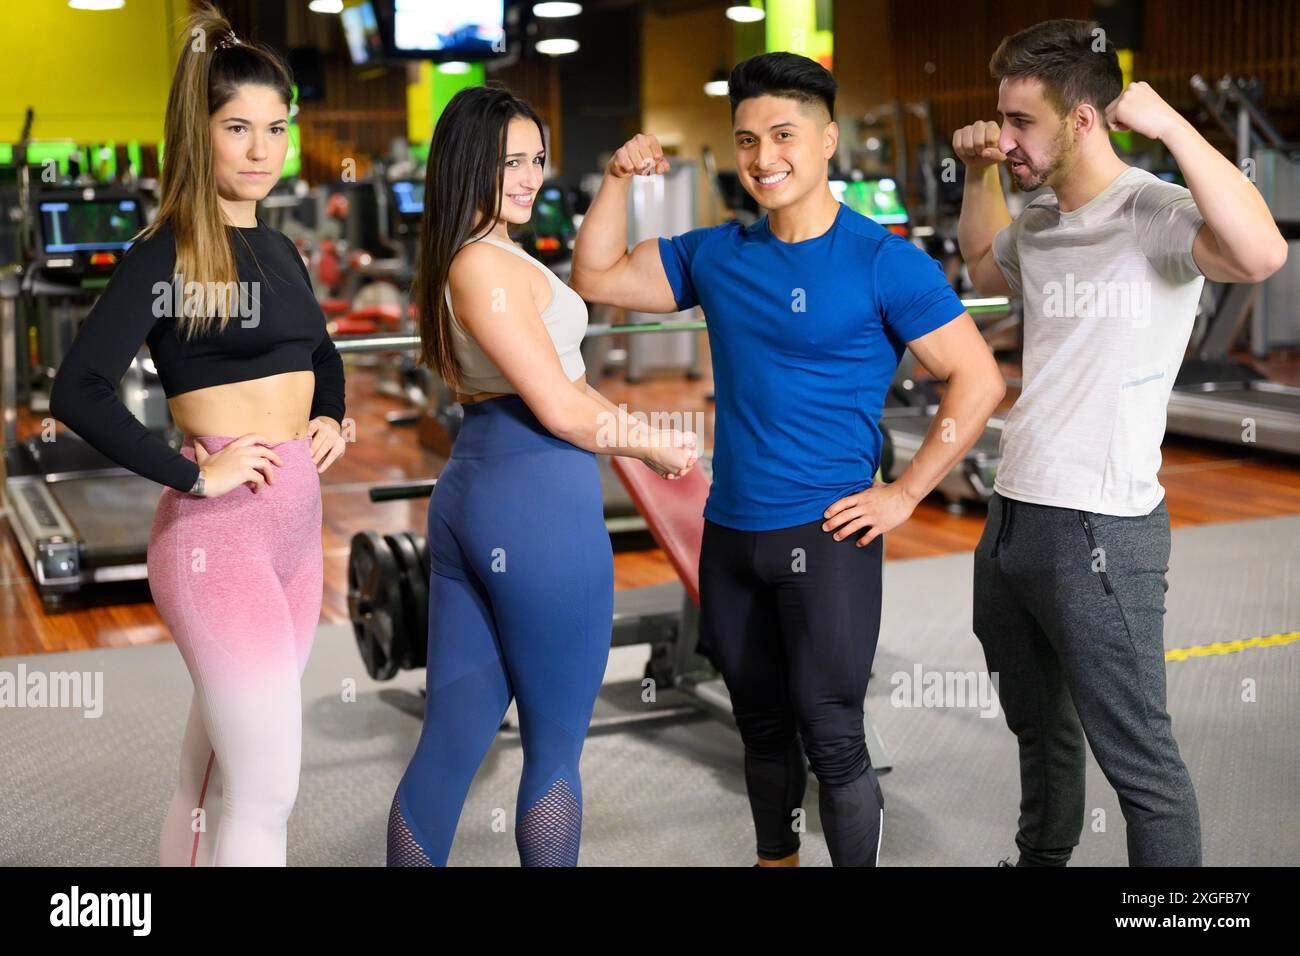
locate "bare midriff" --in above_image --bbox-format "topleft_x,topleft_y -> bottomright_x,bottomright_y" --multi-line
167,370 -> 319,442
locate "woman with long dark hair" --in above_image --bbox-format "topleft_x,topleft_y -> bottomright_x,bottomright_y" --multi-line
50,4 -> 346,866
387,85 -> 697,866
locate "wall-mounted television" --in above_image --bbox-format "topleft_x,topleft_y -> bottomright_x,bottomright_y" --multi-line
384,0 -> 508,61
341,1 -> 384,66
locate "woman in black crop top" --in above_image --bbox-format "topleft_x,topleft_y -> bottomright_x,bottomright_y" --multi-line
49,6 -> 345,867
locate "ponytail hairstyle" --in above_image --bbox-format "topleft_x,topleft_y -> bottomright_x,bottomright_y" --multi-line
140,2 -> 293,338
413,85 -> 545,389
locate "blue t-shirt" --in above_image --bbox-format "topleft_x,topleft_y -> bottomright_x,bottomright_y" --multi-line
658,202 -> 965,531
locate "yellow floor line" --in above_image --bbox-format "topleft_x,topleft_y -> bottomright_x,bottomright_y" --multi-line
1166,631 -> 1300,662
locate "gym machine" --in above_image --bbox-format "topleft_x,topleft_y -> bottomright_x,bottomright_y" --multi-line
1163,75 -> 1300,455
879,295 -> 1014,510
1165,270 -> 1300,455
1,186 -> 169,610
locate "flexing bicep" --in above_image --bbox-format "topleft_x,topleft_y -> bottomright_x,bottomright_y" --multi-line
1190,222 -> 1268,284
449,249 -> 585,433
570,237 -> 679,313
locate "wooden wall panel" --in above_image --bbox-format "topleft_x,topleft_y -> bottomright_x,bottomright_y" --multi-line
1137,0 -> 1300,127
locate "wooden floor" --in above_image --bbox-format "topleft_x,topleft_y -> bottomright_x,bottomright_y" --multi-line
4,345 -> 1300,655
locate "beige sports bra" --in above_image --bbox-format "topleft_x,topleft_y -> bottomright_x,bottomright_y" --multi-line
444,236 -> 587,397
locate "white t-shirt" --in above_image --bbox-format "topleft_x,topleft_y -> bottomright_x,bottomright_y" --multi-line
992,166 -> 1206,516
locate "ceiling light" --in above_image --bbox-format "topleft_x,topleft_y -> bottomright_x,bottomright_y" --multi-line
725,4 -> 765,23
536,38 -> 579,55
533,2 -> 582,16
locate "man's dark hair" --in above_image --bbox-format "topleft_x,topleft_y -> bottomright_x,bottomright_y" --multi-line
989,18 -> 1123,121
728,52 -> 837,121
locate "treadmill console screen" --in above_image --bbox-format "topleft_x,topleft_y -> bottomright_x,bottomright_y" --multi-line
829,178 -> 909,226
391,180 -> 424,216
39,198 -> 143,253
529,186 -> 572,238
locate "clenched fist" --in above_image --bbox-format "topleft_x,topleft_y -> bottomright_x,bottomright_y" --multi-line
1104,81 -> 1184,141
607,133 -> 671,179
952,120 -> 1007,168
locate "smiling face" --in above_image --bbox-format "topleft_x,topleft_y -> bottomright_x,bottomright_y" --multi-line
732,94 -> 837,213
995,76 -> 1078,192
209,84 -> 289,206
494,115 -> 546,227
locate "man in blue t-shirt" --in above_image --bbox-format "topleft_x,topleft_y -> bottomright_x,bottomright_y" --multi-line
572,52 -> 1006,867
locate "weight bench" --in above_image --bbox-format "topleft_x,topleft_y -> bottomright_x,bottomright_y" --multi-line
608,456 -> 893,772
349,459 -> 893,771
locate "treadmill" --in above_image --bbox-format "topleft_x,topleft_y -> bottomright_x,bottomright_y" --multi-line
880,339 -> 1006,510
1165,266 -> 1300,455
1167,75 -> 1300,454
3,187 -> 166,610
882,409 -> 1004,507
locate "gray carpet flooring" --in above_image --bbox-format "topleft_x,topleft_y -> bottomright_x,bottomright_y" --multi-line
2,515 -> 1295,866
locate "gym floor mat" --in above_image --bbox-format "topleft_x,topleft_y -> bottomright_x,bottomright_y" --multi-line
1,515 -> 1295,866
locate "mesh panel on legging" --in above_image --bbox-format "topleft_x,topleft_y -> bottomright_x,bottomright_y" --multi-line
516,777 -> 582,867
387,792 -> 435,867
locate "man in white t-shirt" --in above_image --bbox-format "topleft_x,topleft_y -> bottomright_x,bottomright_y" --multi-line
956,18 -> 1287,866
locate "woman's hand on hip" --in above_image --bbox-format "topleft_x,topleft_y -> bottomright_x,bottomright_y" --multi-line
193,434 -> 283,497
308,417 -> 346,474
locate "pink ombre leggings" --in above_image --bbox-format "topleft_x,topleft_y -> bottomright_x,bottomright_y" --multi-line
148,434 -> 322,867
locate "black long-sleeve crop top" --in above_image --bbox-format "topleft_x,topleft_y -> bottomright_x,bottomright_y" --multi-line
48,220 -> 346,492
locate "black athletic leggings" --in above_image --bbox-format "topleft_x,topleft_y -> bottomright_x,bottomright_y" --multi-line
698,517 -> 885,866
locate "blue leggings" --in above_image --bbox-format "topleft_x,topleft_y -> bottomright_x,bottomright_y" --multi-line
387,394 -> 613,866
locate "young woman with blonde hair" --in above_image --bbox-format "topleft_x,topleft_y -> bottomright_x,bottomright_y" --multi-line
51,4 -> 346,866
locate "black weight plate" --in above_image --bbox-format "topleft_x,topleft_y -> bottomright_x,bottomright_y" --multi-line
347,530 -> 403,681
400,531 -> 430,670
385,532 -> 424,672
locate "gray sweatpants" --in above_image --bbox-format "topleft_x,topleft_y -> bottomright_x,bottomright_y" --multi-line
972,492 -> 1202,866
